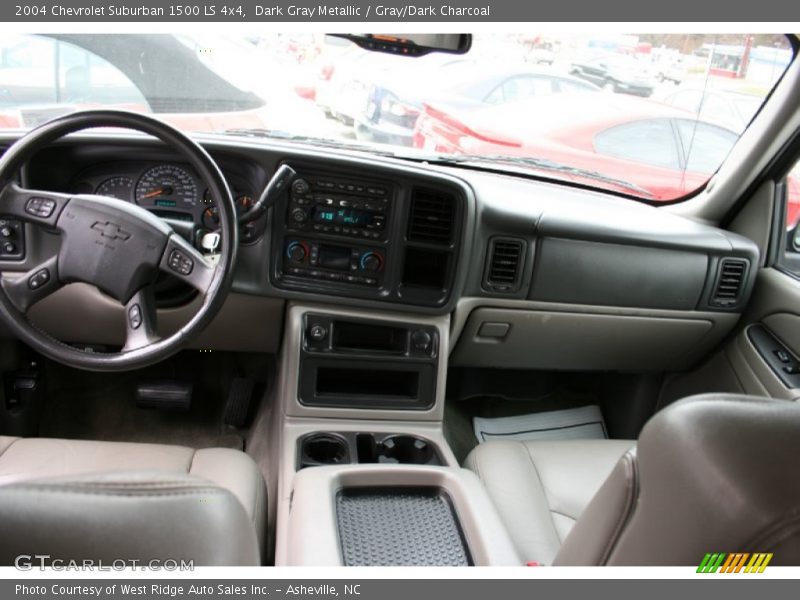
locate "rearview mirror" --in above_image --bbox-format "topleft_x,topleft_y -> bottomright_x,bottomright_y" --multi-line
331,34 -> 471,57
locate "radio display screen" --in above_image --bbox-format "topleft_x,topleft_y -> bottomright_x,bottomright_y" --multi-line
314,207 -> 372,226
318,244 -> 351,270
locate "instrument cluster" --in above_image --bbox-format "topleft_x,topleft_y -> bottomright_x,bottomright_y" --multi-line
69,161 -> 263,242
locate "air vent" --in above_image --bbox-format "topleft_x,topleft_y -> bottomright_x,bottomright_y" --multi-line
407,189 -> 455,245
485,238 -> 525,292
711,258 -> 748,308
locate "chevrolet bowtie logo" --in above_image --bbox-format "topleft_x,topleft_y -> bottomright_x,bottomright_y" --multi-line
91,221 -> 131,241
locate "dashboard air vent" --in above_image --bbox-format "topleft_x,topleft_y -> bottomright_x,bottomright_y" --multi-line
407,189 -> 454,245
711,258 -> 748,308
485,238 -> 525,292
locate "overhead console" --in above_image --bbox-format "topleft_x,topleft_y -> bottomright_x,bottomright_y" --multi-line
270,162 -> 465,308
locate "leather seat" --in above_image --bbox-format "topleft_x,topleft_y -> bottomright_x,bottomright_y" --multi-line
0,436 -> 266,566
467,394 -> 800,565
465,438 -> 633,564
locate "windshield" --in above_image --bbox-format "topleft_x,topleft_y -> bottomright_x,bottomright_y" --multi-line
0,32 -> 792,202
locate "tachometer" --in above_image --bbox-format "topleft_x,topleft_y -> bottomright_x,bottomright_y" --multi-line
95,176 -> 134,201
135,165 -> 198,210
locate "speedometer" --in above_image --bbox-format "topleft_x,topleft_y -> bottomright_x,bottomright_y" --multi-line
135,165 -> 198,210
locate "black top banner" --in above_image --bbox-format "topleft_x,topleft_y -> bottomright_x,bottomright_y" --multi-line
2,0 -> 799,22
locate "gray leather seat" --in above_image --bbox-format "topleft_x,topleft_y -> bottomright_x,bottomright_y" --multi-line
0,436 -> 266,566
467,394 -> 800,565
465,438 -> 633,564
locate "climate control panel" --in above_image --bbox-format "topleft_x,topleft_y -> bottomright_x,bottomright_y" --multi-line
283,239 -> 386,287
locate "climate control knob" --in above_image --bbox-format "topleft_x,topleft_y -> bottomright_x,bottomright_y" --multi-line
286,241 -> 307,262
360,252 -> 383,272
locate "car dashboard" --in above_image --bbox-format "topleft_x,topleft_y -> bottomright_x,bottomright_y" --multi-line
0,131 -> 759,373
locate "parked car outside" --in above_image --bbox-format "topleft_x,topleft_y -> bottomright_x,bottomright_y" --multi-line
662,88 -> 762,133
569,54 -> 655,96
655,58 -> 688,84
413,92 -> 800,223
355,63 -> 600,147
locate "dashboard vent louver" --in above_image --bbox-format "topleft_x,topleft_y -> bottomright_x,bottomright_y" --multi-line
711,258 -> 748,308
485,238 -> 525,292
407,189 -> 455,245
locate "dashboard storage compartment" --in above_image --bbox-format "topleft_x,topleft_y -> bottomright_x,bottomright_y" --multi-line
300,359 -> 435,409
336,487 -> 471,566
299,314 -> 439,410
451,307 -> 723,371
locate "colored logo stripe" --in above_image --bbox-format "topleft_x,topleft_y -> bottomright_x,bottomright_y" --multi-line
697,553 -> 773,573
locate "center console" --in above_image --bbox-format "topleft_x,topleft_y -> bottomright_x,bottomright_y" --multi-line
270,163 -> 464,308
272,301 -> 518,566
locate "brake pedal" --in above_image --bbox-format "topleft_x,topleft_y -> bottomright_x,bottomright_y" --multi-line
135,381 -> 192,410
224,377 -> 256,427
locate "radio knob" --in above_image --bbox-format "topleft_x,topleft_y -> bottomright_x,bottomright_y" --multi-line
286,241 -> 307,262
360,252 -> 383,272
291,208 -> 308,223
292,179 -> 310,196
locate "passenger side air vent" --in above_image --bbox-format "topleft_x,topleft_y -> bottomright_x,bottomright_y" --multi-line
407,189 -> 455,245
710,258 -> 748,308
484,237 -> 525,292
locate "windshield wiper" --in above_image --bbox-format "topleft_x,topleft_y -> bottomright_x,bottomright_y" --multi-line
221,128 -> 397,157
412,154 -> 655,198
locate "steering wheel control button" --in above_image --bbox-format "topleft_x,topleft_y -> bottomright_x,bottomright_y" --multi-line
128,304 -> 142,330
167,249 -> 194,276
25,197 -> 57,218
27,268 -> 50,290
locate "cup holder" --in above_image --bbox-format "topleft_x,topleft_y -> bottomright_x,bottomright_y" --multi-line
298,432 -> 443,469
377,435 -> 436,464
300,433 -> 349,467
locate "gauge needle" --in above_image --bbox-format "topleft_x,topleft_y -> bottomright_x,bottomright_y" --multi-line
142,186 -> 172,199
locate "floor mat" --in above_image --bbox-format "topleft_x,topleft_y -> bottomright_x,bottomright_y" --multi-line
38,352 -> 245,450
473,404 -> 607,443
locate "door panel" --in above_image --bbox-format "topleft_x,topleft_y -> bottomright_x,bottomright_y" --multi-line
725,268 -> 800,401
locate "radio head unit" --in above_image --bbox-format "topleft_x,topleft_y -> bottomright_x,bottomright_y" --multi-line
286,174 -> 390,241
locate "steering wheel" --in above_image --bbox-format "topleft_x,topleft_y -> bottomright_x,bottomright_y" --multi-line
0,110 -> 238,371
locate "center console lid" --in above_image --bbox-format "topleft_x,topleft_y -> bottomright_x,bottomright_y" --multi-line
278,464 -> 521,566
